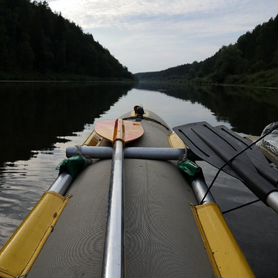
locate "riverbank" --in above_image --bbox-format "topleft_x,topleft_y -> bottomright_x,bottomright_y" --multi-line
137,71 -> 278,90
0,79 -> 135,84
0,72 -> 135,83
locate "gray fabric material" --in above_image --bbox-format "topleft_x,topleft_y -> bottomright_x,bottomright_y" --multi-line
28,118 -> 213,278
131,120 -> 171,148
124,159 -> 213,278
29,160 -> 111,278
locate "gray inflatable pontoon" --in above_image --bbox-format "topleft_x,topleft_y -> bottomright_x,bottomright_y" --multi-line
0,109 -> 255,278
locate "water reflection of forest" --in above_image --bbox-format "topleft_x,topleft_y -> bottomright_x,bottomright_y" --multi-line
1,82 -> 277,163
136,83 -> 278,135
0,82 -> 132,163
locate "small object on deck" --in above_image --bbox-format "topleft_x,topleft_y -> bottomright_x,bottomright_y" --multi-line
134,105 -> 145,118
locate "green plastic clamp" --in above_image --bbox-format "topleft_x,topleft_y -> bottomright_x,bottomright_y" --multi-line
178,159 -> 201,181
58,155 -> 91,179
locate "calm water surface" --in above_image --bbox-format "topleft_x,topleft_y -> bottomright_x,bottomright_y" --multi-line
0,82 -> 277,277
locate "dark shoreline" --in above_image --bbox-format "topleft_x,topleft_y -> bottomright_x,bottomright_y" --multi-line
0,79 -> 136,84
136,80 -> 278,90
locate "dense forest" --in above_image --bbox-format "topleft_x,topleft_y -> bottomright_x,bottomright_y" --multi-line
0,0 -> 133,80
136,16 -> 278,87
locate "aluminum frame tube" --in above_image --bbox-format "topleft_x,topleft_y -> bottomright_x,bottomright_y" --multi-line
66,146 -> 186,161
191,178 -> 215,204
48,173 -> 73,195
103,140 -> 124,278
266,191 -> 278,214
124,147 -> 186,160
66,146 -> 113,159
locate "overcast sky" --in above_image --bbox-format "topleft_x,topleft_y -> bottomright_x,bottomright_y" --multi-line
45,0 -> 277,73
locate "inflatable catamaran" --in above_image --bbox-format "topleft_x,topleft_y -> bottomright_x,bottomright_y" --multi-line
0,106 -> 277,278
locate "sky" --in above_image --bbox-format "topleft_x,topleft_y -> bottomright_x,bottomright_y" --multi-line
45,0 -> 277,73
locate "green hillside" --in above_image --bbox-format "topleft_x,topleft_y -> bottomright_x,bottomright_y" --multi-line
0,0 -> 133,80
136,16 -> 278,88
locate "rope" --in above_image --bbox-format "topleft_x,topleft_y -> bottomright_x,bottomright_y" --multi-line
74,145 -> 91,159
75,145 -> 84,156
222,199 -> 260,214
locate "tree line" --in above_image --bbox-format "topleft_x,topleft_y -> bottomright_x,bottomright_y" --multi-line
0,0 -> 133,80
136,15 -> 278,87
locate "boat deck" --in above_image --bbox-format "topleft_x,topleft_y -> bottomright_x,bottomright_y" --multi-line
29,116 -> 213,277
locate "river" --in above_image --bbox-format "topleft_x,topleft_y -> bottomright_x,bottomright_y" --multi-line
0,82 -> 277,277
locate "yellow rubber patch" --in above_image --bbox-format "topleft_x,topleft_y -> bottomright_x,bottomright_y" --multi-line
193,203 -> 255,278
0,192 -> 69,278
169,132 -> 186,149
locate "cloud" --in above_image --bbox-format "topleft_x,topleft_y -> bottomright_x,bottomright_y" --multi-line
46,0 -> 277,72
47,0 -> 276,29
48,0 -> 234,28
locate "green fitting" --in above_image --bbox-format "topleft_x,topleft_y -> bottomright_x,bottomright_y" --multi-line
58,155 -> 91,179
178,159 -> 201,181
